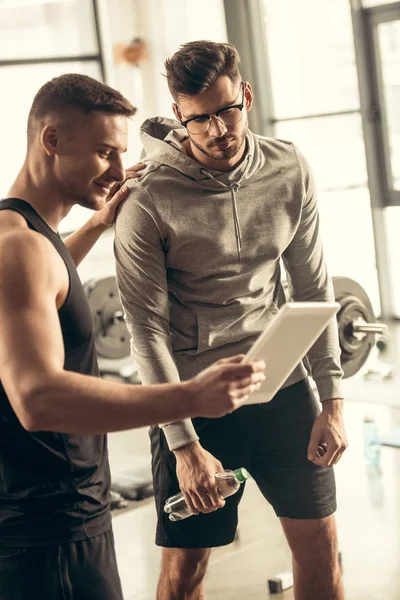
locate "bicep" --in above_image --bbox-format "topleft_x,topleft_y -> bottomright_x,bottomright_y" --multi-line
0,247 -> 65,419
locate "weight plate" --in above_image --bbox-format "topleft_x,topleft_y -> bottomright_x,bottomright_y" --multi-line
85,276 -> 130,360
333,277 -> 375,378
332,277 -> 374,317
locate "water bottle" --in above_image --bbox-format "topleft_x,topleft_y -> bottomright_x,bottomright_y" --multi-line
363,416 -> 381,467
164,467 -> 249,521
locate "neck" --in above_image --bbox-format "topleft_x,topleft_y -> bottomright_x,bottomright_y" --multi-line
7,161 -> 72,232
183,136 -> 247,172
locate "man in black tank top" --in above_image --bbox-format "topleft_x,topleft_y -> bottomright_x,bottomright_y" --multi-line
0,74 -> 265,600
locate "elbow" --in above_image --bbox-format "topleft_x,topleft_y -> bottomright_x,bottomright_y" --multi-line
19,408 -> 41,433
14,377 -> 58,432
17,390 -> 47,432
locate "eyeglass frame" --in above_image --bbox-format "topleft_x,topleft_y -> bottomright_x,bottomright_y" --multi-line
175,81 -> 245,134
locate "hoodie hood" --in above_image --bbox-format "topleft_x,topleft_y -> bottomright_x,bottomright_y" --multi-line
140,117 -> 265,259
140,116 -> 264,189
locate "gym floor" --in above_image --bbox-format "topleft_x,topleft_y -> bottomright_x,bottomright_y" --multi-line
107,325 -> 400,600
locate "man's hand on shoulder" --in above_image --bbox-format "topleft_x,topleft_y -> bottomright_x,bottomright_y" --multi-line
90,182 -> 130,230
125,161 -> 146,180
89,162 -> 146,230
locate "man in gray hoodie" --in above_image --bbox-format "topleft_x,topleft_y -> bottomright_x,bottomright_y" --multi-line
114,41 -> 347,600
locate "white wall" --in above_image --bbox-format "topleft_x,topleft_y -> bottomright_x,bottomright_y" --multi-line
78,0 -> 228,281
102,0 -> 228,163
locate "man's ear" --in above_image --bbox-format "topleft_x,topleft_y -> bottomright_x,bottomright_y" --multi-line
172,103 -> 181,122
40,124 -> 59,156
244,82 -> 254,113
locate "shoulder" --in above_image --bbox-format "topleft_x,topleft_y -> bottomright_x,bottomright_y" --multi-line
254,134 -> 312,184
0,227 -> 62,296
116,175 -> 165,228
254,133 -> 299,160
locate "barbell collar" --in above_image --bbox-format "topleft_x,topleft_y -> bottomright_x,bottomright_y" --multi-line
112,310 -> 125,325
351,320 -> 387,335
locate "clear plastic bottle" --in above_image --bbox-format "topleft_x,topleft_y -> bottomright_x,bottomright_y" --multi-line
164,467 -> 249,521
363,416 -> 381,467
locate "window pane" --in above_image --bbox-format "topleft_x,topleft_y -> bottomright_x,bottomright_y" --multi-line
0,62 -> 102,233
385,207 -> 400,316
276,114 -> 367,190
276,115 -> 380,314
377,19 -> 400,190
362,0 -> 399,6
0,0 -> 98,59
262,0 -> 360,118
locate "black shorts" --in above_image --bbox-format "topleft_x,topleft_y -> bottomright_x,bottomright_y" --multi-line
0,529 -> 123,600
150,378 -> 336,549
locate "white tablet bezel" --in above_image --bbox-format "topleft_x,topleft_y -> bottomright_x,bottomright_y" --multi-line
242,302 -> 340,404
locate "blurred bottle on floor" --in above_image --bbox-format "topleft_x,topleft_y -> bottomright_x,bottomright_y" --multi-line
363,416 -> 381,468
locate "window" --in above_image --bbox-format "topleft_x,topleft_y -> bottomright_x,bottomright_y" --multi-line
385,207 -> 400,315
0,0 -> 105,234
263,0 -> 359,119
0,0 -> 97,59
377,19 -> 400,191
276,114 -> 380,312
262,0 -> 381,313
362,0 -> 400,7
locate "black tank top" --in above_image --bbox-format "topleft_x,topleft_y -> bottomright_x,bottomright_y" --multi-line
0,199 -> 111,546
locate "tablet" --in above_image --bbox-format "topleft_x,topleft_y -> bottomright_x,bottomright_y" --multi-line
242,302 -> 340,404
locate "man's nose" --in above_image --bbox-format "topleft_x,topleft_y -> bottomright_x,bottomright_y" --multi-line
108,155 -> 125,182
208,115 -> 227,137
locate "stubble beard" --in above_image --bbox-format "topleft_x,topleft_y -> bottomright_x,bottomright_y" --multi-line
190,122 -> 248,163
65,184 -> 104,211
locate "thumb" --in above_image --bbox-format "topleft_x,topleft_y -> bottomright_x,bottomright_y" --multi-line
307,428 -> 322,461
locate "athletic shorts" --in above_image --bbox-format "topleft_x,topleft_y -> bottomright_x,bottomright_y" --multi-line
150,378 -> 337,548
0,529 -> 123,600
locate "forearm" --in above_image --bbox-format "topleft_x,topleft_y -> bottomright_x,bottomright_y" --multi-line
128,335 -> 199,450
64,217 -> 108,267
322,398 -> 344,412
22,370 -> 193,434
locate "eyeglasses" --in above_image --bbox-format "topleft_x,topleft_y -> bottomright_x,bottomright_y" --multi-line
177,82 -> 245,135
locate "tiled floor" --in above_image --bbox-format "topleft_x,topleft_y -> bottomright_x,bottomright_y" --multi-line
107,348 -> 400,600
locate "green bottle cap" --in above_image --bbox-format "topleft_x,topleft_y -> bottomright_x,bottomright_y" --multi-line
234,467 -> 249,483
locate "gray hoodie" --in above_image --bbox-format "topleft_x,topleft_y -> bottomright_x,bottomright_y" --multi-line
114,117 -> 343,451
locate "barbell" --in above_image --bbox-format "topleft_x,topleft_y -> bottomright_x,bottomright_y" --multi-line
85,275 -> 387,380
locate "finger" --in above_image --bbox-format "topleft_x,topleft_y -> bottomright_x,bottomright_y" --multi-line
206,484 -> 226,510
195,489 -> 215,513
230,372 -> 265,390
307,431 -> 322,462
230,381 -> 261,400
332,448 -> 346,465
107,181 -> 121,198
314,451 -> 336,467
316,441 -> 328,458
182,491 -> 200,515
312,443 -> 339,467
331,437 -> 348,466
107,185 -> 129,207
232,394 -> 249,409
221,361 -> 265,381
217,354 -> 246,365
125,162 -> 146,178
326,444 -> 341,467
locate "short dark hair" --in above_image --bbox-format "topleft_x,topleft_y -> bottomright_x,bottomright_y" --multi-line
165,41 -> 241,99
27,73 -> 136,141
